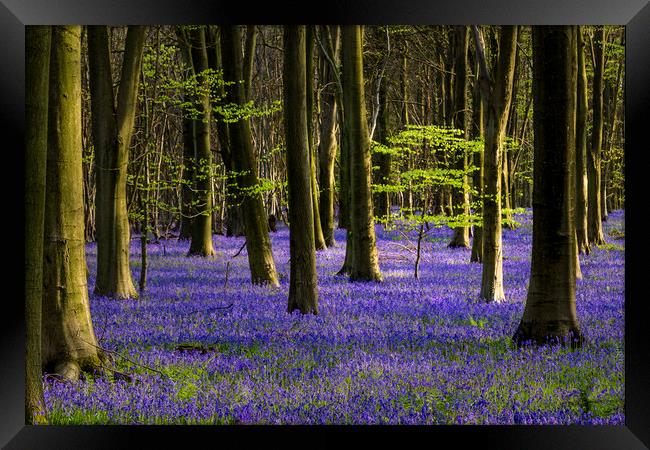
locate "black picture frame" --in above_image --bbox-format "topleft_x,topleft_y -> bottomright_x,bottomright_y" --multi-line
2,0 -> 648,448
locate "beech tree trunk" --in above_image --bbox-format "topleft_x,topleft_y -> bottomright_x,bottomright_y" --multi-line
186,26 -> 216,257
470,57 -> 484,263
89,25 -> 145,299
514,26 -> 583,347
284,25 -> 319,314
221,25 -> 279,286
341,25 -> 382,282
204,26 -> 245,238
306,26 -> 327,250
43,26 -> 106,379
449,25 -> 470,248
317,25 -> 340,246
587,27 -> 606,246
575,26 -> 590,255
474,26 -> 517,301
25,25 -> 51,425
473,26 -> 518,302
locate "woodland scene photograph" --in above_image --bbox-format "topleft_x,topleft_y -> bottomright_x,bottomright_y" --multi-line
24,23 -> 626,426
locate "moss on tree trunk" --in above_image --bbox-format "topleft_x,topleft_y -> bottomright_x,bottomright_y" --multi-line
43,26 -> 105,379
221,25 -> 279,286
342,26 -> 382,282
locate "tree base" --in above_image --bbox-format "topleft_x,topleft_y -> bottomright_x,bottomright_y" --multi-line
512,323 -> 584,349
94,285 -> 139,300
187,248 -> 216,257
350,271 -> 383,282
46,349 -> 111,382
287,302 -> 318,315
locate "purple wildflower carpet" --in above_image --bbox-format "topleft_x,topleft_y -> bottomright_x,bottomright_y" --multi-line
44,210 -> 625,424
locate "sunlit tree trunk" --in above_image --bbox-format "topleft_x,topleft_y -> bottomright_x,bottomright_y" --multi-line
317,25 -> 340,246
186,26 -> 216,256
514,26 -> 583,347
25,25 -> 51,425
89,25 -> 145,298
284,25 -> 319,314
341,25 -> 382,282
221,25 -> 279,286
306,26 -> 327,250
587,26 -> 606,246
470,56 -> 484,263
43,26 -> 105,379
473,26 -> 518,302
575,26 -> 590,255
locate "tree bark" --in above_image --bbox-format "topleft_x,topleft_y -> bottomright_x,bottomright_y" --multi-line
449,26 -> 470,248
587,27 -> 606,245
470,55 -> 484,263
221,25 -> 279,286
317,25 -> 340,246
306,26 -> 327,250
514,26 -> 583,347
43,26 -> 105,379
88,25 -> 145,299
25,25 -> 51,425
342,25 -> 382,282
575,27 -> 590,255
284,25 -> 319,314
186,26 -> 216,257
204,26 -> 245,238
473,25 -> 518,302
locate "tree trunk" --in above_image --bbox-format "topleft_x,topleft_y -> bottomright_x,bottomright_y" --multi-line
575,27 -> 590,254
186,26 -> 216,257
25,25 -> 51,425
587,27 -> 606,246
317,25 -> 340,246
221,25 -> 279,286
449,26 -> 470,248
43,26 -> 105,379
204,26 -> 245,238
284,25 -> 319,314
306,26 -> 327,250
470,57 -> 484,263
473,25 -> 518,302
88,25 -> 145,299
342,25 -> 382,282
514,26 -> 583,347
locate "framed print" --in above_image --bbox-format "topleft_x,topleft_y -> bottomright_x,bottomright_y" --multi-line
2,0 -> 649,448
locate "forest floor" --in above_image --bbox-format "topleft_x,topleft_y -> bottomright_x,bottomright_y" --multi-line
44,209 -> 625,425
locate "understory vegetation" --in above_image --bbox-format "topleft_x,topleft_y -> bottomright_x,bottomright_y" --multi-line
44,210 -> 624,425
